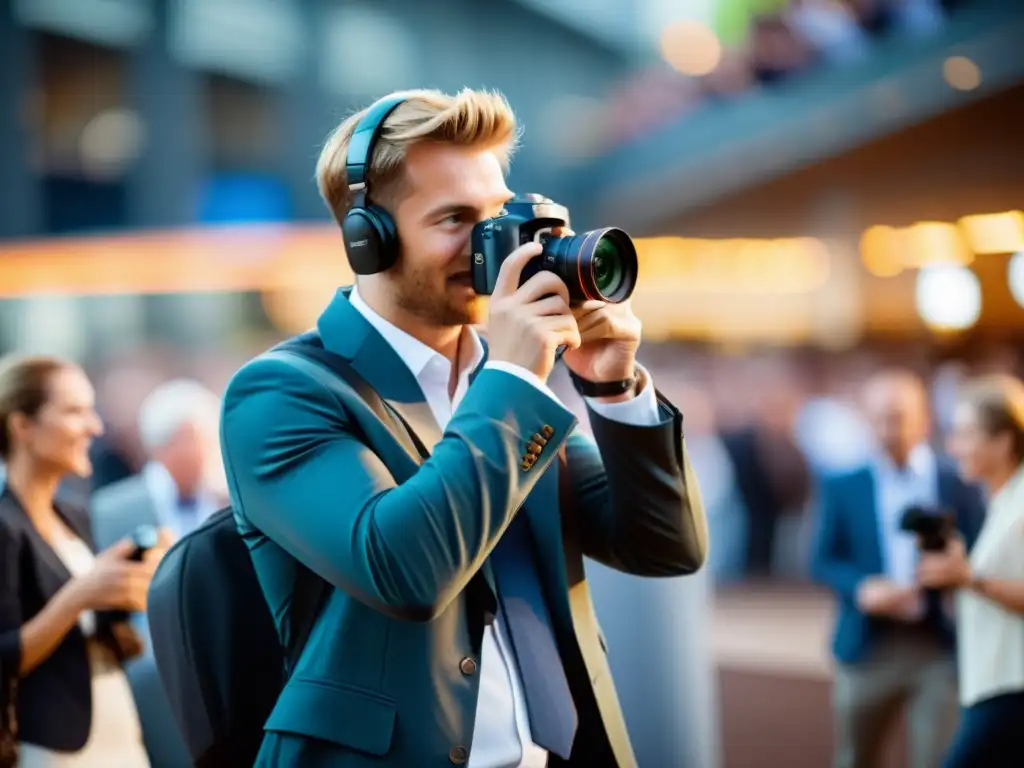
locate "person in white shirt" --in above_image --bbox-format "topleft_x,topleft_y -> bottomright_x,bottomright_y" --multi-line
917,373 -> 1024,767
219,88 -> 708,767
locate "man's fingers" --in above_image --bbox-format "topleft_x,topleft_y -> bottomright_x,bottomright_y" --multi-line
517,271 -> 571,306
491,242 -> 543,299
537,314 -> 581,350
576,308 -> 613,335
571,300 -> 606,321
579,324 -> 611,346
531,295 -> 572,317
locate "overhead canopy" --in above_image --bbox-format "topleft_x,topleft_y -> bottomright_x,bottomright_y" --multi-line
566,1 -> 1024,233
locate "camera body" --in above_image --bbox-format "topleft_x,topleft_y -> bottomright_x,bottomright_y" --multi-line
128,524 -> 160,561
95,524 -> 160,662
100,524 -> 160,623
899,505 -> 955,552
470,193 -> 637,304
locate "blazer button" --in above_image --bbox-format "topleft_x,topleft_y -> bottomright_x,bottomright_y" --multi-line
459,657 -> 477,675
527,442 -> 542,456
449,745 -> 469,764
531,433 -> 548,447
520,461 -> 532,471
541,424 -> 554,438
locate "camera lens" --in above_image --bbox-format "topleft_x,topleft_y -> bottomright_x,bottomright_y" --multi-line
542,227 -> 637,303
592,236 -> 625,297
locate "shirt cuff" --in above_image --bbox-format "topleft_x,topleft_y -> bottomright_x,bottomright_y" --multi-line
483,361 -> 563,407
585,364 -> 661,427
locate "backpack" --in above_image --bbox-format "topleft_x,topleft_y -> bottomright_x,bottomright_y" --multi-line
146,332 -> 408,768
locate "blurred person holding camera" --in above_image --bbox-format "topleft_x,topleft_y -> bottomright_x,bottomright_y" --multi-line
0,355 -> 170,767
811,368 -> 985,768
216,88 -> 707,767
917,374 -> 1024,767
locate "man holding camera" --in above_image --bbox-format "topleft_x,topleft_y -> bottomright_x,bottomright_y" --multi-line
811,369 -> 985,768
219,89 -> 707,767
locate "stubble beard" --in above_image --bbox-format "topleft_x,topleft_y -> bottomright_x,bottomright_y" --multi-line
393,268 -> 487,328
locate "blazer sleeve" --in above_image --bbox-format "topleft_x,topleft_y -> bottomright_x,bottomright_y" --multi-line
809,476 -> 864,603
564,390 -> 708,577
221,356 -> 578,623
0,522 -> 23,681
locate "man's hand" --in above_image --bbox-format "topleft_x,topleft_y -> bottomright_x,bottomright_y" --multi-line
917,537 -> 972,590
487,242 -> 581,382
856,576 -> 923,620
560,299 -> 642,390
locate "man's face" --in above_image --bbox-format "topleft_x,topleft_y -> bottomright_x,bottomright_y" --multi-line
863,375 -> 930,464
386,141 -> 513,327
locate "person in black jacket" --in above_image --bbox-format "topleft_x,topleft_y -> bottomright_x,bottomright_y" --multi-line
0,354 -> 168,767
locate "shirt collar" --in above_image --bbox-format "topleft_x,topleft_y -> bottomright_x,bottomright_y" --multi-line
874,442 -> 935,479
348,285 -> 484,385
142,460 -> 180,511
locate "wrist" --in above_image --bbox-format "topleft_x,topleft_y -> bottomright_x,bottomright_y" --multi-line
593,389 -> 635,404
569,366 -> 640,400
592,369 -> 643,403
59,578 -> 89,614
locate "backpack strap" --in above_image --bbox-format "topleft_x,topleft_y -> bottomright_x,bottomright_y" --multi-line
278,333 -> 431,461
265,332 -> 432,673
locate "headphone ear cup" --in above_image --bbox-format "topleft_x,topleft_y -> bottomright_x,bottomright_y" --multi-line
367,205 -> 399,272
341,205 -> 399,275
342,208 -> 383,275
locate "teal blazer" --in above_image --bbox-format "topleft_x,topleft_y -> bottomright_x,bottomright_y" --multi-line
220,288 -> 708,767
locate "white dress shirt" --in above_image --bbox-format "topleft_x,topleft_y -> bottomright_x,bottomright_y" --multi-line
348,287 -> 659,768
872,444 -> 939,589
957,463 -> 1024,707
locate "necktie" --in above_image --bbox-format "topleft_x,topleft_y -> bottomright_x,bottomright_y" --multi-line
490,513 -> 578,759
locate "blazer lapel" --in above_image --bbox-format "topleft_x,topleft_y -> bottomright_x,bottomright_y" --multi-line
936,465 -> 958,512
317,287 -> 444,456
55,501 -> 94,551
0,490 -> 73,601
858,468 -> 885,574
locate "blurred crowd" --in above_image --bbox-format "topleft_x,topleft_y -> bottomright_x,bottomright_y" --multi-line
2,321 -> 1021,767
607,0 -> 966,145
9,328 -> 1013,595
635,339 -> 1021,584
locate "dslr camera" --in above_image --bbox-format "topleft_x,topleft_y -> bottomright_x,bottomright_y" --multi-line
96,523 -> 161,662
470,193 -> 638,304
899,505 -> 955,552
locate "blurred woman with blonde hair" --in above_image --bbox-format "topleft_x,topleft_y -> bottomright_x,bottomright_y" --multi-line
917,373 -> 1024,767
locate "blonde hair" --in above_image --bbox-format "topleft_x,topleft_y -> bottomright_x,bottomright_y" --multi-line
958,374 -> 1024,462
315,88 -> 520,224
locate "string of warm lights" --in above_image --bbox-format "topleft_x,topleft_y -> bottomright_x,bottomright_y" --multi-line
0,220 -> 1019,343
859,210 -> 1024,331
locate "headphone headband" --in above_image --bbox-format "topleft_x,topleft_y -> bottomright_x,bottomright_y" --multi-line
345,95 -> 407,191
340,96 -> 407,276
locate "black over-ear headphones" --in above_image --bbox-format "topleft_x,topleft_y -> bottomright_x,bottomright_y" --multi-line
341,95 -> 407,275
